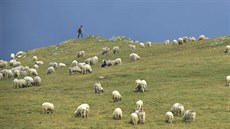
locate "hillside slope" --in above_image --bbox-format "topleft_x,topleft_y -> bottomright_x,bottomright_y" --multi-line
0,36 -> 230,129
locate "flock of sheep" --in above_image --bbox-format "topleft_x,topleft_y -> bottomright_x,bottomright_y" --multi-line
1,34 -> 230,126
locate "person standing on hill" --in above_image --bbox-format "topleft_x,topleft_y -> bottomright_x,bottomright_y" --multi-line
77,25 -> 83,38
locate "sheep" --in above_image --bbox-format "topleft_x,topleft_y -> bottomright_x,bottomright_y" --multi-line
112,46 -> 120,54
102,47 -> 110,55
172,39 -> 178,45
114,58 -> 122,65
13,69 -> 20,78
20,70 -> 27,78
32,56 -> 38,62
183,110 -> 196,122
16,51 -> 26,58
0,73 -> 3,80
47,67 -> 55,74
13,78 -> 19,88
35,60 -> 44,65
1,69 -> 13,78
81,64 -> 92,74
71,60 -> 78,67
183,36 -> 189,43
135,79 -> 147,92
107,60 -> 115,66
74,103 -> 90,118
130,53 -> 140,61
77,51 -> 85,58
91,56 -> 98,65
101,59 -> 108,67
164,40 -> 170,45
170,103 -> 185,116
129,44 -> 136,51
49,62 -> 58,69
34,76 -> 41,86
12,61 -> 21,67
33,64 -> 39,70
139,43 -> 145,48
165,111 -> 174,124
94,82 -> 104,93
10,53 -> 15,59
198,35 -> 206,40
113,108 -> 122,120
130,112 -> 139,125
24,76 -> 34,87
136,100 -> 143,110
9,59 -> 16,66
224,45 -> 230,53
226,76 -> 230,86
28,68 -> 38,76
135,108 -> 146,124
146,41 -> 151,47
112,90 -> 122,102
178,38 -> 183,45
17,79 -> 27,88
69,66 -> 82,75
58,63 -> 66,67
0,60 -> 8,68
189,37 -> 196,42
42,102 -> 54,114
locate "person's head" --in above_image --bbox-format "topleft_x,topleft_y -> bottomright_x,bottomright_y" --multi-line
80,25 -> 83,27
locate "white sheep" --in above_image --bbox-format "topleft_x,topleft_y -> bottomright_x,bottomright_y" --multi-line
164,40 -> 170,45
130,112 -> 139,125
102,47 -> 110,55
94,82 -> 104,93
165,111 -> 174,124
42,102 -> 54,114
9,59 -> 16,66
139,43 -> 145,48
34,76 -> 41,86
198,35 -> 206,40
32,56 -> 38,62
58,63 -> 66,67
24,76 -> 34,87
28,68 -> 38,76
17,79 -> 27,88
13,69 -> 20,78
35,60 -> 44,65
136,100 -> 143,110
135,79 -> 147,92
77,51 -> 85,58
224,45 -> 230,53
135,108 -> 146,124
33,64 -> 39,70
130,53 -> 140,61
74,103 -> 90,118
71,60 -> 78,67
13,78 -> 19,88
172,39 -> 178,45
112,90 -> 122,102
146,41 -> 151,47
226,76 -> 230,86
189,37 -> 196,42
82,64 -> 92,74
0,73 -> 3,80
170,103 -> 185,116
113,108 -> 122,120
178,38 -> 183,45
112,46 -> 120,54
12,61 -> 21,67
10,53 -> 15,59
129,44 -> 136,51
16,51 -> 26,58
0,60 -> 7,68
47,67 -> 55,74
183,36 -> 189,43
49,62 -> 58,69
114,58 -> 122,65
183,110 -> 196,122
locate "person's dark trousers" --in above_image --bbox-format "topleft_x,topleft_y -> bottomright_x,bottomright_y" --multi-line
78,33 -> 83,38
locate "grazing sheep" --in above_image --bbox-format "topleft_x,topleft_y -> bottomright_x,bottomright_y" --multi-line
146,41 -> 151,47
13,78 -> 19,88
32,56 -> 38,62
35,60 -> 44,65
107,60 -> 115,66
199,35 -> 206,40
58,63 -> 66,67
42,102 -> 54,114
172,39 -> 178,45
0,73 -> 3,80
226,76 -> 230,86
112,90 -> 122,102
0,60 -> 7,68
20,70 -> 27,78
82,64 -> 92,74
130,53 -> 140,61
113,108 -> 122,120
183,36 -> 189,43
17,79 -> 27,88
71,60 -> 78,67
178,38 -> 183,45
164,40 -> 170,45
1,69 -> 13,78
34,76 -> 41,86
165,111 -> 174,124
101,59 -> 108,67
102,47 -> 110,55
94,82 -> 104,93
24,76 -> 34,87
10,53 -> 15,59
183,110 -> 196,122
74,103 -> 90,118
130,113 -> 139,125
135,108 -> 146,124
77,51 -> 85,58
114,58 -> 122,65
112,46 -> 120,54
139,43 -> 145,48
136,100 -> 143,110
129,44 -> 136,51
16,51 -> 26,58
171,103 -> 185,116
69,66 -> 82,75
189,37 -> 196,42
28,68 -> 38,76
9,59 -> 16,66
12,61 -> 21,67
49,62 -> 58,69
47,67 -> 55,74
13,69 -> 20,78
224,45 -> 230,53
34,64 -> 39,70
135,79 -> 147,92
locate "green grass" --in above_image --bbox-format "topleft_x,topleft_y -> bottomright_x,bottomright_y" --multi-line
1,36 -> 230,129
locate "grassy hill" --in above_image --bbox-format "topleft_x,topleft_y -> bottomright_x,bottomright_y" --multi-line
0,36 -> 230,129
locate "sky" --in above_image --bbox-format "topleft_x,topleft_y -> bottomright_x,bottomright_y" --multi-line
0,0 -> 229,60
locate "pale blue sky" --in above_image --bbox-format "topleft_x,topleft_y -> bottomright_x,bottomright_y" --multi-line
0,0 -> 229,60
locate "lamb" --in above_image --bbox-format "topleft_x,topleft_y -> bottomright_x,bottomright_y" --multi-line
94,82 -> 104,93
178,38 -> 183,45
183,110 -> 196,122
112,90 -> 122,102
32,56 -> 38,62
49,62 -> 58,69
102,47 -> 110,55
74,103 -> 90,118
130,53 -> 140,61
198,35 -> 206,40
135,79 -> 147,92
139,43 -> 145,48
226,76 -> 230,86
69,66 -> 82,75
130,112 -> 139,125
170,103 -> 185,116
136,100 -> 143,110
0,60 -> 7,68
164,40 -> 170,45
42,102 -> 54,114
112,46 -> 120,54
34,76 -> 41,86
146,41 -> 151,47
113,108 -> 122,120
165,111 -> 174,124
224,45 -> 230,54
47,67 -> 55,74
58,63 -> 66,67
77,51 -> 85,58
